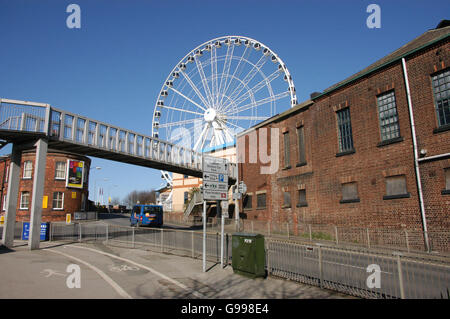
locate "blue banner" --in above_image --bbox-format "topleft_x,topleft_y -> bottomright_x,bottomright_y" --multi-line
21,222 -> 49,241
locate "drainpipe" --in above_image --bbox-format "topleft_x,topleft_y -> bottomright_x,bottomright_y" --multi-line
401,57 -> 430,252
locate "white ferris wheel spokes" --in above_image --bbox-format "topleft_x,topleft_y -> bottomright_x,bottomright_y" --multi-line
152,36 -> 297,188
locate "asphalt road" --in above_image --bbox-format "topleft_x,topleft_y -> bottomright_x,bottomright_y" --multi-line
0,241 -> 353,300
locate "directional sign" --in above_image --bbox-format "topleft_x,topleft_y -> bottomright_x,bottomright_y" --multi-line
202,172 -> 228,183
203,181 -> 228,191
203,156 -> 228,174
203,190 -> 228,200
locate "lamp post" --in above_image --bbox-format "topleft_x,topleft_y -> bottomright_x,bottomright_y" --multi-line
90,166 -> 101,205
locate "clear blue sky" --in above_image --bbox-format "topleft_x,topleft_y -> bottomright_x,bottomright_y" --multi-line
1,0 -> 448,204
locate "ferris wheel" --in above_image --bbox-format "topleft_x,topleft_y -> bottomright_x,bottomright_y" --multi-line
152,36 -> 297,191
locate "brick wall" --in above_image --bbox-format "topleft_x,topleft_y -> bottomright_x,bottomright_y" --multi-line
238,38 -> 450,234
0,149 -> 91,222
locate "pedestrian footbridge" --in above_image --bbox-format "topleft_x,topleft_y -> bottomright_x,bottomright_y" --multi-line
0,98 -> 236,249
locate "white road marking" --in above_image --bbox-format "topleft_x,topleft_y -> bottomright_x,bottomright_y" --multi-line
46,248 -> 132,299
65,244 -> 206,299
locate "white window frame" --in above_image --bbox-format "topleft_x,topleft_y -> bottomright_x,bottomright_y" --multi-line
55,161 -> 67,180
52,192 -> 64,210
20,191 -> 30,210
23,161 -> 33,179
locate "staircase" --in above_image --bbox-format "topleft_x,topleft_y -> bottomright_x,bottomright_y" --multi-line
183,191 -> 203,220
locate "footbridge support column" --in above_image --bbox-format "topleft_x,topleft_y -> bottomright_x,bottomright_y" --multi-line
29,138 -> 48,250
1,144 -> 22,248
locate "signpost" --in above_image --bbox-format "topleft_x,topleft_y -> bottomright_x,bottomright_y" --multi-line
202,156 -> 229,271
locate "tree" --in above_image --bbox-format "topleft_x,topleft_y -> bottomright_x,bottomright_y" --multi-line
124,190 -> 157,207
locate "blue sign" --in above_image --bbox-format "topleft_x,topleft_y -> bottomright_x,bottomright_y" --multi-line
22,222 -> 49,241
218,174 -> 225,182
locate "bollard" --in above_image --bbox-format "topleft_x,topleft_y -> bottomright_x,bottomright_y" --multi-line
366,228 -> 371,249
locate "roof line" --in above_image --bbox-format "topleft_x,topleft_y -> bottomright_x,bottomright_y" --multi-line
311,32 -> 450,101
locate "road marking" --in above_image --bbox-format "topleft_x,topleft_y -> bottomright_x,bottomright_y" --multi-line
65,244 -> 206,299
45,248 -> 132,299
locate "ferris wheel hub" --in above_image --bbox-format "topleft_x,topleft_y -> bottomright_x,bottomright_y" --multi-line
204,108 -> 217,123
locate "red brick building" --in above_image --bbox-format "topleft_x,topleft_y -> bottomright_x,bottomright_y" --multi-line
0,149 -> 91,222
237,22 -> 450,243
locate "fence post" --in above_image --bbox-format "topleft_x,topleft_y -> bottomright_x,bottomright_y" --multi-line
287,222 -> 290,239
266,240 -> 271,276
251,221 -> 254,233
309,224 -> 312,242
268,222 -> 271,237
105,224 -> 109,244
49,222 -> 52,242
334,226 -> 339,245
160,228 -> 164,253
405,230 -> 410,253
394,252 -> 405,299
78,223 -> 82,242
317,244 -> 323,289
366,228 -> 371,249
132,227 -> 135,249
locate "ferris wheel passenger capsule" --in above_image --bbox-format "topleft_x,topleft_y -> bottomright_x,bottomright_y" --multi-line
263,48 -> 271,56
153,132 -> 159,138
187,56 -> 195,63
214,41 -> 222,48
166,80 -> 174,87
224,38 -> 231,46
157,100 -> 164,107
278,64 -> 285,72
205,44 -> 212,51
284,74 -> 292,82
271,55 -> 278,63
153,122 -> 160,128
179,63 -> 186,71
234,38 -> 242,46
154,110 -> 161,118
172,71 -> 180,78
254,43 -> 261,50
244,39 -> 252,47
161,90 -> 168,97
195,50 -> 203,57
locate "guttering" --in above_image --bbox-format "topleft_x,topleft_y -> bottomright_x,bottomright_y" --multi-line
401,57 -> 430,252
418,152 -> 450,162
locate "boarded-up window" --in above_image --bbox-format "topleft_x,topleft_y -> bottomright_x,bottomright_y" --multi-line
283,132 -> 290,168
283,191 -> 291,208
257,193 -> 266,208
341,182 -> 359,202
243,194 -> 252,209
384,175 -> 409,199
445,168 -> 450,190
297,189 -> 307,207
297,126 -> 306,164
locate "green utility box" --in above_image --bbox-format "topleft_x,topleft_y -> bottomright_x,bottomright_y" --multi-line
232,233 -> 266,278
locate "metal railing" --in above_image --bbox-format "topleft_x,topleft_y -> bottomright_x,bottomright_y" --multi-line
46,222 -> 450,299
0,98 -> 237,179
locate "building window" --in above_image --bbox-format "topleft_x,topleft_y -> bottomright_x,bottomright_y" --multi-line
383,175 -> 410,200
431,69 -> 450,128
297,126 -> 306,165
20,191 -> 30,209
336,108 -> 354,153
243,194 -> 252,210
184,191 -> 189,204
282,191 -> 291,208
340,182 -> 360,203
377,91 -> 400,141
283,132 -> 291,168
256,193 -> 266,209
52,192 -> 64,210
55,161 -> 66,180
2,195 -> 6,211
23,161 -> 32,179
442,168 -> 450,195
297,189 -> 307,207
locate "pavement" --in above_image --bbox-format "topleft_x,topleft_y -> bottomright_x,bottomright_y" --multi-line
0,240 -> 354,299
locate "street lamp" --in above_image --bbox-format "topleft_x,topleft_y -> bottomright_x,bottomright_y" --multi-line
90,166 -> 101,205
